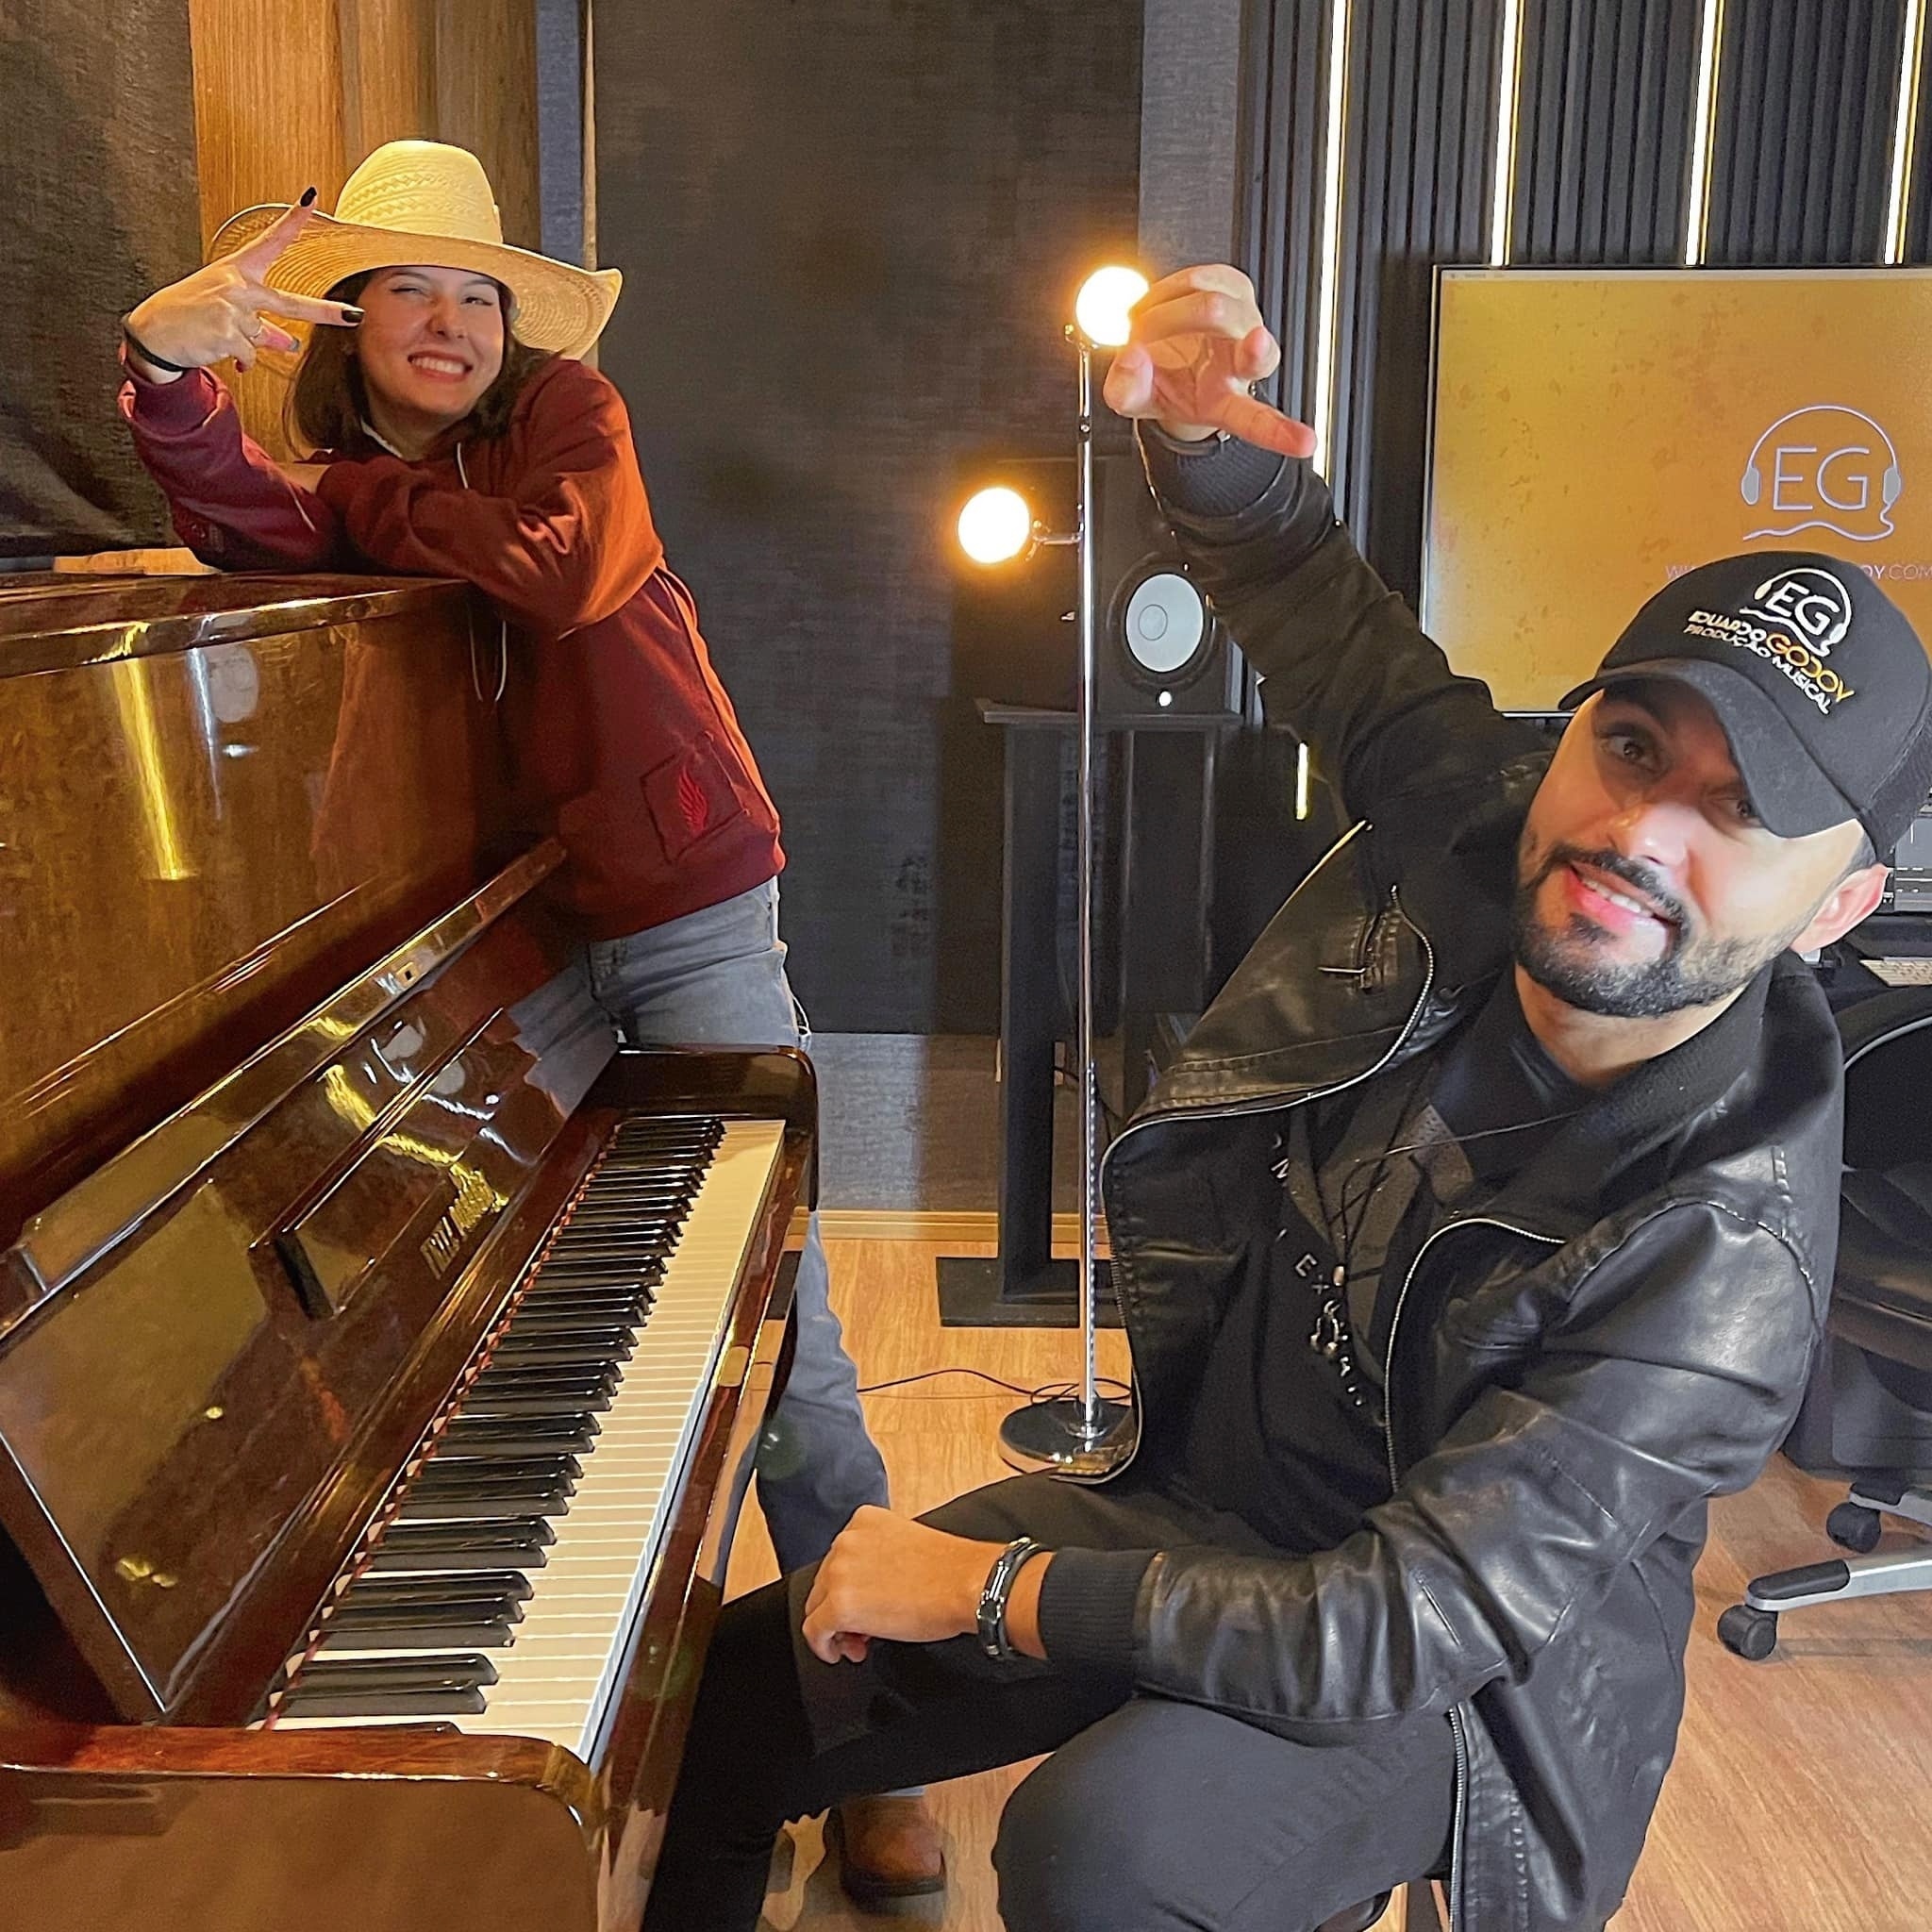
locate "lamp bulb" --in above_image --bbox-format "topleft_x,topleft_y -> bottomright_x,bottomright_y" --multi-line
958,486 -> 1033,565
1074,265 -> 1150,348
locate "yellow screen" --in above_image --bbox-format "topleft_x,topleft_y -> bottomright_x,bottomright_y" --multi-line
1423,268 -> 1932,711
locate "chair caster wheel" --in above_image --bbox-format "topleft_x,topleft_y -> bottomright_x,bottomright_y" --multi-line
1826,1501 -> 1883,1553
1718,1604 -> 1778,1660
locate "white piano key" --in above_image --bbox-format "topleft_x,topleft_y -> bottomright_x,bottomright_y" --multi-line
273,1118 -> 783,1757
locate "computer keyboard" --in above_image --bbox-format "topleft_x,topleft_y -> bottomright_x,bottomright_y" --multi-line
1865,958 -> 1932,987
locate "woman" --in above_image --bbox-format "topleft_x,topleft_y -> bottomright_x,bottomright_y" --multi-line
116,139 -> 940,1899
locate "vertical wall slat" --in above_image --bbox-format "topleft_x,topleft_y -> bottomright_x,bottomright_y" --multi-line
1707,0 -> 1906,262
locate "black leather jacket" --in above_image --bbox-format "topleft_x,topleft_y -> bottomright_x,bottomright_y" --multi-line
1083,443 -> 1840,1930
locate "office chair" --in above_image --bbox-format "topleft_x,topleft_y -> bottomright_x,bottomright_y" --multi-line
1721,986 -> 1932,1659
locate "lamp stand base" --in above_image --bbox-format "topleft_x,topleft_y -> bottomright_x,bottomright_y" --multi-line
997,1395 -> 1134,1476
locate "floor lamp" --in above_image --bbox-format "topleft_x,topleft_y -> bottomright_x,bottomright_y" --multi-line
955,265 -> 1146,1475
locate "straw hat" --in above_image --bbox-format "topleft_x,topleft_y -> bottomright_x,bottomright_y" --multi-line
210,141 -> 621,359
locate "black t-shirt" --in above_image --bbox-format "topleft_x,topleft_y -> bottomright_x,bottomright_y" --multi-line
1181,974 -> 1591,1553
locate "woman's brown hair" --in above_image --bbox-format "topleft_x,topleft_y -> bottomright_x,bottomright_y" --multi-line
286,270 -> 555,454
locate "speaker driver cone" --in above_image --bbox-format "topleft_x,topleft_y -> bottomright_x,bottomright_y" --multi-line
1120,568 -> 1208,683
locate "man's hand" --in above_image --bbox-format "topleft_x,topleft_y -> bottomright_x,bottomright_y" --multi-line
800,1507 -> 1050,1665
1103,264 -> 1315,458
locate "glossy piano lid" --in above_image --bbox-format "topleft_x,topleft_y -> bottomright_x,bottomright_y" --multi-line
0,571 -> 522,1265
0,850 -> 609,1724
0,574 -> 470,677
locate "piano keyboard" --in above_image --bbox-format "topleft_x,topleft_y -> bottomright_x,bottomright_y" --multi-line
268,1112 -> 786,1760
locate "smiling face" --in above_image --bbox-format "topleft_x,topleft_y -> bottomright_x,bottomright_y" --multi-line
351,264 -> 508,438
1514,681 -> 1883,1019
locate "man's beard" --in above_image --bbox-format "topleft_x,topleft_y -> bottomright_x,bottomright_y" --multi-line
1512,843 -> 1803,1020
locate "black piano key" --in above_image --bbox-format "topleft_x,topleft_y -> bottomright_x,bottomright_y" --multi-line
550,1211 -> 686,1237
535,1252 -> 670,1277
458,1385 -> 613,1418
572,1181 -> 696,1204
541,1224 -> 680,1248
585,1191 -> 693,1207
493,1316 -> 638,1341
498,1298 -> 649,1329
525,1259 -> 665,1288
442,1407 -> 600,1440
319,1618 -> 516,1655
340,1569 -> 533,1607
485,1339 -> 631,1371
279,1655 -> 496,1718
541,1235 -> 678,1260
575,1173 -> 702,1192
496,1320 -> 636,1351
467,1360 -> 621,1391
327,1593 -> 523,1633
609,1121 -> 719,1146
365,1522 -> 553,1570
290,1655 -> 499,1690
411,1453 -> 581,1489
564,1194 -> 699,1219
408,1468 -> 577,1506
523,1279 -> 661,1305
438,1418 -> 598,1457
519,1276 -> 656,1302
501,1307 -> 644,1337
396,1484 -> 571,1522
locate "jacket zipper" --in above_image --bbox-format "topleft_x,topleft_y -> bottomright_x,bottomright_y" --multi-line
1381,1210 -> 1560,1931
1095,838 -> 1437,1481
1444,1705 -> 1472,1930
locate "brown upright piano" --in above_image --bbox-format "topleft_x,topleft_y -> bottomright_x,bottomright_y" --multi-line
0,575 -> 811,1928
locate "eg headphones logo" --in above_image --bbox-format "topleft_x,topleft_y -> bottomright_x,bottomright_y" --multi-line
1740,405 -> 1903,542
1738,567 -> 1855,653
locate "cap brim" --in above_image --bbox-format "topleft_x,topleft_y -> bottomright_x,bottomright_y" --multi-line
1560,658 -> 1862,841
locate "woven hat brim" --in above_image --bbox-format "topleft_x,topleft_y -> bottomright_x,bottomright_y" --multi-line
210,206 -> 621,360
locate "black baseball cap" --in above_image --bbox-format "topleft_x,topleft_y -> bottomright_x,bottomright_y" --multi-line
1560,552 -> 1932,858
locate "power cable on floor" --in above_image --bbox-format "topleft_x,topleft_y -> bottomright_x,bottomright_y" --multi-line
857,1367 -> 1130,1405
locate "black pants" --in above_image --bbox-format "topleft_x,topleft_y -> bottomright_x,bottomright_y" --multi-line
642,1473 -> 1458,1932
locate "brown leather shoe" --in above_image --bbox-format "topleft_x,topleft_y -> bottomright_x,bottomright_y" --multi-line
829,1794 -> 947,1904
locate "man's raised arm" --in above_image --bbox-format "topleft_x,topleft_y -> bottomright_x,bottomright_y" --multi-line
1108,265 -> 1543,829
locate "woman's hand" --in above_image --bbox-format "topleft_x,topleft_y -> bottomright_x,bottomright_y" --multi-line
1103,263 -> 1315,458
125,196 -> 363,381
277,461 -> 331,493
800,1507 -> 1013,1665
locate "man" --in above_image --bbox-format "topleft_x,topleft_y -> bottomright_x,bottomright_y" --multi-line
642,266 -> 1932,1932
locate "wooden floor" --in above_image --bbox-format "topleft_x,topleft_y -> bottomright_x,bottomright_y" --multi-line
724,1239 -> 1932,1932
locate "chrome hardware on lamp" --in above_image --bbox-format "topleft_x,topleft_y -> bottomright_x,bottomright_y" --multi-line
983,266 -> 1145,1476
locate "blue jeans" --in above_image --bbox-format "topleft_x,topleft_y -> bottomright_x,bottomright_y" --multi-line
584,879 -> 890,1572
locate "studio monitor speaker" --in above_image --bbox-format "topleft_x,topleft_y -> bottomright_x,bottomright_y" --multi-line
1095,453 -> 1243,722
949,453 -> 1246,721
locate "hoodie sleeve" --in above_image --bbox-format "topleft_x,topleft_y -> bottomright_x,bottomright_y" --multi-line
118,353 -> 342,570
312,361 -> 662,633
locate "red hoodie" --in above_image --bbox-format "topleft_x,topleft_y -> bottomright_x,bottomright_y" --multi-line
120,353 -> 784,939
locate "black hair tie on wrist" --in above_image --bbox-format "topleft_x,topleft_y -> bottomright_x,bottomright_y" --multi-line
121,318 -> 193,376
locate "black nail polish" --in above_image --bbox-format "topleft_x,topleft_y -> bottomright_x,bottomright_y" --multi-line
342,306 -> 363,324
299,186 -> 318,208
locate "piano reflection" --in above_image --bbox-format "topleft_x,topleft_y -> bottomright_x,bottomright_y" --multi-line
0,575 -> 812,1930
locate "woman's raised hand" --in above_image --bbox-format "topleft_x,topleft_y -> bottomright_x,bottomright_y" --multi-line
1102,263 -> 1315,458
124,195 -> 362,380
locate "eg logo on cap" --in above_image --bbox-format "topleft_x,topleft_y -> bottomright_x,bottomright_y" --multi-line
1739,566 -> 1855,654
1740,405 -> 1903,542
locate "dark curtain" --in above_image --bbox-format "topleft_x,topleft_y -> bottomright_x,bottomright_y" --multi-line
0,0 -> 201,559
594,0 -> 1141,1032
